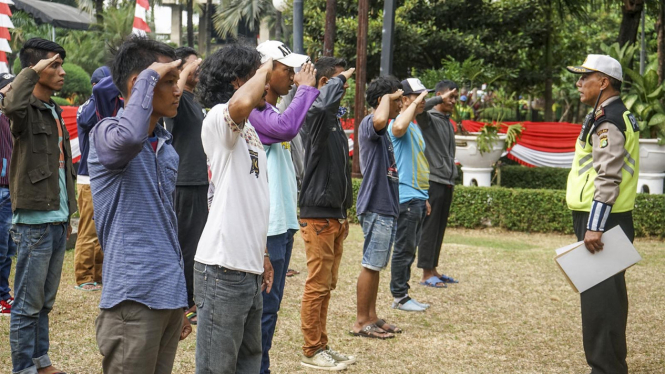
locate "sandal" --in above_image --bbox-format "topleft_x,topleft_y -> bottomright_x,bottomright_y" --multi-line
420,276 -> 447,288
375,318 -> 403,334
74,282 -> 102,291
349,324 -> 394,340
439,274 -> 459,283
286,268 -> 300,277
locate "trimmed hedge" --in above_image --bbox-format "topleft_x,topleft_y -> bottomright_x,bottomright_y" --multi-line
498,165 -> 570,190
349,178 -> 665,237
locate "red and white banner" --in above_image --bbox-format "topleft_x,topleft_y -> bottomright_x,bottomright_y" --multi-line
0,0 -> 12,74
132,0 -> 151,36
61,106 -> 81,163
456,120 -> 580,168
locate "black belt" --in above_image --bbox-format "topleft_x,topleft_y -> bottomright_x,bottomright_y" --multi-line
0,184 -> 8,188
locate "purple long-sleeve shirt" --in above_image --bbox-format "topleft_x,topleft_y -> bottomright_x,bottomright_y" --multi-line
248,85 -> 319,144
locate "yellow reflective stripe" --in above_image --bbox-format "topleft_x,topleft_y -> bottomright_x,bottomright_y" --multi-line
578,162 -> 593,176
579,153 -> 592,166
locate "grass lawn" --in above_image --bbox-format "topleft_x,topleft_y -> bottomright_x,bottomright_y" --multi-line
1,226 -> 664,373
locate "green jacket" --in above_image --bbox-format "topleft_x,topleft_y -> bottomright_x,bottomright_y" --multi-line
0,68 -> 77,215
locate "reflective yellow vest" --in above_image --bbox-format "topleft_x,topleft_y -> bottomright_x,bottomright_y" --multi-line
566,99 -> 639,212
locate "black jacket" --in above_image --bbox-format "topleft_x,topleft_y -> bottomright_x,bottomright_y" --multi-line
298,76 -> 352,219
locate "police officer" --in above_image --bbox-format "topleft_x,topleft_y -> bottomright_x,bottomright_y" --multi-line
566,55 -> 639,374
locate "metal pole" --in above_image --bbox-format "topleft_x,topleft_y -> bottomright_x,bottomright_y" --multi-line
640,5 -> 646,75
352,0 -> 369,178
380,0 -> 396,76
293,0 -> 304,54
51,25 -> 56,42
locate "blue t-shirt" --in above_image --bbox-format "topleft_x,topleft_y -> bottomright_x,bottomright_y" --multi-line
13,103 -> 69,224
388,116 -> 429,203
356,114 -> 399,217
265,141 -> 299,236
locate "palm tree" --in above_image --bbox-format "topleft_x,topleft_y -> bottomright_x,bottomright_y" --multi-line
213,0 -> 275,44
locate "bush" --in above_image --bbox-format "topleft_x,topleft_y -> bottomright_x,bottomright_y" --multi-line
348,179 -> 665,237
498,165 -> 570,190
60,63 -> 92,105
50,96 -> 71,107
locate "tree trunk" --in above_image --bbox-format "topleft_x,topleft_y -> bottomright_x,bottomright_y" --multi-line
95,0 -> 103,24
618,0 -> 645,47
544,2 -> 553,122
187,0 -> 194,47
275,11 -> 282,42
658,0 -> 665,84
206,0 -> 213,55
353,0 -> 369,178
323,0 -> 336,56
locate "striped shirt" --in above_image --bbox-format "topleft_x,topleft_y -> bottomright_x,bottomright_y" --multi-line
0,113 -> 11,186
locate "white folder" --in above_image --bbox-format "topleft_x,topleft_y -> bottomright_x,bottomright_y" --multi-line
554,226 -> 641,293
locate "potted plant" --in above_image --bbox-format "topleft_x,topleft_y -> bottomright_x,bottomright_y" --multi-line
455,89 -> 523,186
603,43 -> 665,193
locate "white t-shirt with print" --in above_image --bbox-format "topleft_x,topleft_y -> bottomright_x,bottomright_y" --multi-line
196,103 -> 269,275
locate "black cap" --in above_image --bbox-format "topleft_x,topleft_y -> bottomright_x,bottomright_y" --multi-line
400,78 -> 434,96
0,73 -> 15,90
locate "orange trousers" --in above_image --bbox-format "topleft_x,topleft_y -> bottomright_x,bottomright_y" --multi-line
300,218 -> 348,357
74,184 -> 103,285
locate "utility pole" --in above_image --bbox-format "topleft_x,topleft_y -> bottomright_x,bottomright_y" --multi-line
380,0 -> 396,76
640,4 -> 646,75
352,0 -> 369,178
323,0 -> 336,56
293,0 -> 304,54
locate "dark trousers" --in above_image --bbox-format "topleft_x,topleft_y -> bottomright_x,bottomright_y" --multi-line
390,199 -> 427,298
572,210 -> 633,374
175,185 -> 209,308
261,229 -> 296,374
418,182 -> 454,269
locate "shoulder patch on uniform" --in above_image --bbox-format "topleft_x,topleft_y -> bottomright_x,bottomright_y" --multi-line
594,107 -> 605,120
596,128 -> 608,136
599,134 -> 609,148
627,113 -> 639,131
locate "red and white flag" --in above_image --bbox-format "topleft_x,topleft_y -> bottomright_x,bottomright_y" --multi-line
0,0 -> 12,73
132,0 -> 151,36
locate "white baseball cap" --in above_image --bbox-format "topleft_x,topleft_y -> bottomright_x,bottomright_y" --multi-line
400,78 -> 434,95
566,54 -> 623,82
256,40 -> 310,68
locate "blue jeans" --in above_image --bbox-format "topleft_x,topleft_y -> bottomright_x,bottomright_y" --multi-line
390,199 -> 427,298
194,261 -> 263,374
359,212 -> 397,271
0,187 -> 17,301
261,229 -> 296,374
9,223 -> 67,374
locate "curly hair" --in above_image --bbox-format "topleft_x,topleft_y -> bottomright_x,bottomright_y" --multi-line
196,44 -> 261,108
366,76 -> 402,109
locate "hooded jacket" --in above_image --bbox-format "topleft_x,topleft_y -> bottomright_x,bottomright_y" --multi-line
416,96 -> 458,186
298,76 -> 352,219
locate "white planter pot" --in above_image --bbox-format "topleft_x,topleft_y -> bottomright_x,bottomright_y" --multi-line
455,133 -> 506,187
637,139 -> 665,194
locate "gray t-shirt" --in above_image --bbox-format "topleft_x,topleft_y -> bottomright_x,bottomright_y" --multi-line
356,114 -> 399,217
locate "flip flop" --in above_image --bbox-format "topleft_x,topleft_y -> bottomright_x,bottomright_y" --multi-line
420,276 -> 447,288
74,282 -> 101,291
286,268 -> 300,277
439,274 -> 459,284
349,324 -> 395,340
375,319 -> 403,334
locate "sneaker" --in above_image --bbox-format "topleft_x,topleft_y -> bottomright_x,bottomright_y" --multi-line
411,298 -> 430,309
392,297 -> 426,312
301,350 -> 347,371
0,297 -> 12,316
325,346 -> 356,365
